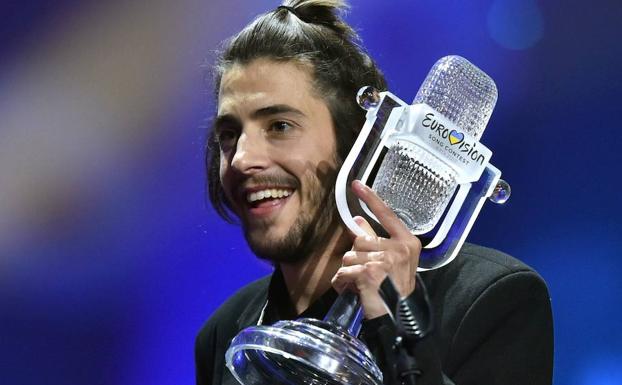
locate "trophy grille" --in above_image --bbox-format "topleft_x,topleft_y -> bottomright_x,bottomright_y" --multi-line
372,140 -> 457,233
413,55 -> 497,139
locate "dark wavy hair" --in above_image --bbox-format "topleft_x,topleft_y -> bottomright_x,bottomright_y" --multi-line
207,0 -> 387,222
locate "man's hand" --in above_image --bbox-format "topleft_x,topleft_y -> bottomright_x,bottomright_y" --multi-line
331,180 -> 422,319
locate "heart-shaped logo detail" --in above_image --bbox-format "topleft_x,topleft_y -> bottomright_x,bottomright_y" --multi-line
449,130 -> 464,145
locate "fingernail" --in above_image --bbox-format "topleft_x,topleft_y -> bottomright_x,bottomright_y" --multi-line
353,180 -> 368,192
353,216 -> 364,225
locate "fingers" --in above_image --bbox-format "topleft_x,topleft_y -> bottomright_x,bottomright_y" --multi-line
331,262 -> 391,319
342,250 -> 388,267
351,215 -> 386,250
353,215 -> 377,237
332,262 -> 388,289
352,233 -> 391,252
340,183 -> 422,302
343,246 -> 406,267
341,246 -> 416,297
351,180 -> 410,239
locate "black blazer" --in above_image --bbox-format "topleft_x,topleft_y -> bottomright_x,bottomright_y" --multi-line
195,243 -> 553,385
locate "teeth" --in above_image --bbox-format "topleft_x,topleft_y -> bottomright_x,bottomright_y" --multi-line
247,189 -> 293,203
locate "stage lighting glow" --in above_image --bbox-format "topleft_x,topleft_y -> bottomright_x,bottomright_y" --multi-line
577,354 -> 622,385
486,0 -> 544,50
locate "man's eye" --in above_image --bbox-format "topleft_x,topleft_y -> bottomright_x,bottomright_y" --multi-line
269,121 -> 292,133
216,129 -> 238,149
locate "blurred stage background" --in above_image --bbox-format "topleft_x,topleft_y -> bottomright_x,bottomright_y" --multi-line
1,0 -> 620,384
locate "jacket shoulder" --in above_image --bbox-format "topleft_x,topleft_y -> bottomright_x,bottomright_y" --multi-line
198,275 -> 271,338
420,243 -> 552,376
195,275 -> 271,385
425,243 -> 547,298
432,244 -> 553,383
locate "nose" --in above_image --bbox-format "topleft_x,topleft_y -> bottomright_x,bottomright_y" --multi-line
230,131 -> 269,174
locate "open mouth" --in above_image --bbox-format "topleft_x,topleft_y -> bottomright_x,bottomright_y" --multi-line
246,188 -> 295,209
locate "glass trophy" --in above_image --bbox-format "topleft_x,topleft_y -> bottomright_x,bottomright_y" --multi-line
336,56 -> 510,269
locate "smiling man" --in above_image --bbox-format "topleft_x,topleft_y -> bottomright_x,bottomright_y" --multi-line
196,1 -> 553,385
216,59 -> 343,267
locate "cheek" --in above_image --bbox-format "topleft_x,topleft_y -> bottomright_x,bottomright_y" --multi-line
291,146 -> 339,183
298,164 -> 334,199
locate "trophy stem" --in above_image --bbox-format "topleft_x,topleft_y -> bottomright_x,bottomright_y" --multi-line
324,289 -> 364,336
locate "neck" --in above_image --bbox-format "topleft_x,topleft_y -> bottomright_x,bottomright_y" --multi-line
279,224 -> 351,315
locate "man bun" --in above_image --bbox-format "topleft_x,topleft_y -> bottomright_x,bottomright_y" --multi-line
277,0 -> 354,40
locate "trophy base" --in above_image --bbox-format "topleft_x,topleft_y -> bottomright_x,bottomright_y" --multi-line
225,318 -> 383,385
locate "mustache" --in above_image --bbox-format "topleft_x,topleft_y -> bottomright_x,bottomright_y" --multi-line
240,173 -> 300,190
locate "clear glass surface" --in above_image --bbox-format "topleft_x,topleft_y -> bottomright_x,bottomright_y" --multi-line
356,86 -> 381,110
413,55 -> 497,139
489,179 -> 511,204
226,318 -> 383,385
372,139 -> 458,233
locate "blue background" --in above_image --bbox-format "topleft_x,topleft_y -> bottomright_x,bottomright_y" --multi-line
1,0 -> 620,384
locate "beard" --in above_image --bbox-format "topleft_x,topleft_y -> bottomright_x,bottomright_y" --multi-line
242,167 -> 340,265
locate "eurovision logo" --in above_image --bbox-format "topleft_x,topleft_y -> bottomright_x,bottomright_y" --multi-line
421,112 -> 486,165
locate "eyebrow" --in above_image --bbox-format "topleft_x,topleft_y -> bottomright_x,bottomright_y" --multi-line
251,104 -> 305,119
213,114 -> 240,132
215,104 -> 306,129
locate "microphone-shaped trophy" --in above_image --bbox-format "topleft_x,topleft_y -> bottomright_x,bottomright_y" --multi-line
337,55 -> 510,269
225,55 -> 511,385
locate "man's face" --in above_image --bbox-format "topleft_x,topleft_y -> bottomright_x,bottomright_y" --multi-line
216,58 -> 340,263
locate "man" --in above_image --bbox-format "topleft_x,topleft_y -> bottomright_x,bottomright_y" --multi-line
196,1 -> 553,384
